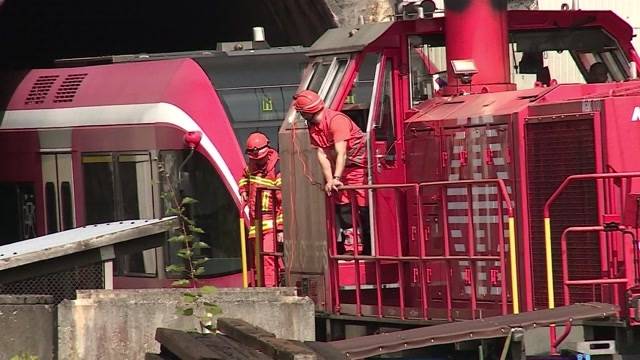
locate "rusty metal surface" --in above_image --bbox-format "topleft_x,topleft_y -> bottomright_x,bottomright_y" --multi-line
279,128 -> 328,275
330,302 -> 619,359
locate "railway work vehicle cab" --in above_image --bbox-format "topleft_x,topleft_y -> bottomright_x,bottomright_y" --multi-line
279,0 -> 640,343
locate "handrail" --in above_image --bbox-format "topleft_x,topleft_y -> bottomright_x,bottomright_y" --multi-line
543,172 -> 640,310
543,172 -> 640,355
334,178 -> 518,318
239,217 -> 249,288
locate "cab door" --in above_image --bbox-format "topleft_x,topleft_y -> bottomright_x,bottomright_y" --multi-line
366,50 -> 405,256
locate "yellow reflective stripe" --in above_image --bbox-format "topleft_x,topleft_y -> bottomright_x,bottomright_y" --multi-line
248,219 -> 277,237
261,191 -> 271,211
274,177 -> 282,186
247,176 -> 275,187
238,178 -> 249,186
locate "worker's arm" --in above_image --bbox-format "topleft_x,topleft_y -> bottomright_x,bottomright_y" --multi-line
333,140 -> 347,181
317,147 -> 337,194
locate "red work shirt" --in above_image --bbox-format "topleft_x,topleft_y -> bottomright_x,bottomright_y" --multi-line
308,109 -> 366,168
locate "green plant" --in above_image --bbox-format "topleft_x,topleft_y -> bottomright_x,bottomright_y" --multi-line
159,161 -> 222,333
10,353 -> 38,360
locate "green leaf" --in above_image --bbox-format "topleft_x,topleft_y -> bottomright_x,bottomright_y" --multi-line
166,208 -> 181,216
177,249 -> 193,259
192,241 -> 210,249
168,235 -> 186,244
189,225 -> 206,234
165,264 -> 185,273
193,257 -> 210,266
200,286 -> 217,295
203,324 -> 217,332
182,293 -> 197,303
194,267 -> 206,276
181,307 -> 194,316
181,197 -> 199,205
180,215 -> 196,225
205,305 -> 222,316
171,279 -> 190,287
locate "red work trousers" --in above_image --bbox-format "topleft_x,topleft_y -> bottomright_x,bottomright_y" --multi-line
336,167 -> 367,206
256,230 -> 283,287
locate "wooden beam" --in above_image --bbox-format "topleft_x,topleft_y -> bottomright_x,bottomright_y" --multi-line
217,318 -> 318,360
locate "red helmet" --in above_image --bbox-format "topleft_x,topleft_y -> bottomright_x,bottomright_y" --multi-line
293,90 -> 324,114
245,132 -> 270,160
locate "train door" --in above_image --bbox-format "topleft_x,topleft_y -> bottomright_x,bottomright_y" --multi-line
366,50 -> 405,256
41,153 -> 76,234
81,152 -> 159,280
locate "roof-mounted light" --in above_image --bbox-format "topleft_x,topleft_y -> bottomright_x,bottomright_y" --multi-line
450,59 -> 478,85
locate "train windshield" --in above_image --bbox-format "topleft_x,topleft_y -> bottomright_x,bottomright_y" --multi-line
509,28 -> 630,86
159,150 -> 241,277
408,27 -> 631,92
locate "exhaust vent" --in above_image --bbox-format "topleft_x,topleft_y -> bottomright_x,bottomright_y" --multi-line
53,73 -> 87,103
25,75 -> 59,105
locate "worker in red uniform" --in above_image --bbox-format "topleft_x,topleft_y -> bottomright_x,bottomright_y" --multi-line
293,90 -> 369,255
238,131 -> 283,286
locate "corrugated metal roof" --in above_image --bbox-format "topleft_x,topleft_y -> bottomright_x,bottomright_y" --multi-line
0,217 -> 177,272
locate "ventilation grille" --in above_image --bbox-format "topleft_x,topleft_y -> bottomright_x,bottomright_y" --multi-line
0,263 -> 104,304
24,75 -> 59,105
526,118 -> 599,309
54,73 -> 87,103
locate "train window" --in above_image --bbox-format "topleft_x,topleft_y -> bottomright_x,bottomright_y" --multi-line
60,182 -> 73,231
408,35 -> 447,105
323,58 -> 349,106
307,61 -> 332,93
45,182 -> 58,234
83,155 -> 116,225
82,153 -> 157,276
159,150 -> 241,278
341,52 -> 378,131
509,28 -> 630,86
374,58 -> 396,157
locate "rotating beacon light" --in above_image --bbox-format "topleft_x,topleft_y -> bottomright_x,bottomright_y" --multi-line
183,131 -> 202,149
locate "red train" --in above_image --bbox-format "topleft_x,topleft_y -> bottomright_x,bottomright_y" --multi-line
277,1 -> 640,347
3,1 -> 640,354
0,42 -> 307,292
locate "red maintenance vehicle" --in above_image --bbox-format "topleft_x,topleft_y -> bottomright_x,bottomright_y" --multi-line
276,0 -> 640,356
0,39 -> 306,299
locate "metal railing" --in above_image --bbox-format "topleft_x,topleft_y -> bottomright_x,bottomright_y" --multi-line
543,171 -> 640,354
327,179 -> 518,321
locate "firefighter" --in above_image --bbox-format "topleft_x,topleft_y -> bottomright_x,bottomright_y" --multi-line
293,89 -> 369,255
239,131 -> 283,286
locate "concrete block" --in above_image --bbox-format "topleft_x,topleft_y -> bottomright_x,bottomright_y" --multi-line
57,288 -> 314,360
0,295 -> 56,360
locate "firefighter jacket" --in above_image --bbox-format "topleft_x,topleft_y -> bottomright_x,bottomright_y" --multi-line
238,148 -> 283,238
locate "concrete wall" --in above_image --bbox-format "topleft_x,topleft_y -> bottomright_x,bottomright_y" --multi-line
57,288 -> 314,360
0,295 -> 56,360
